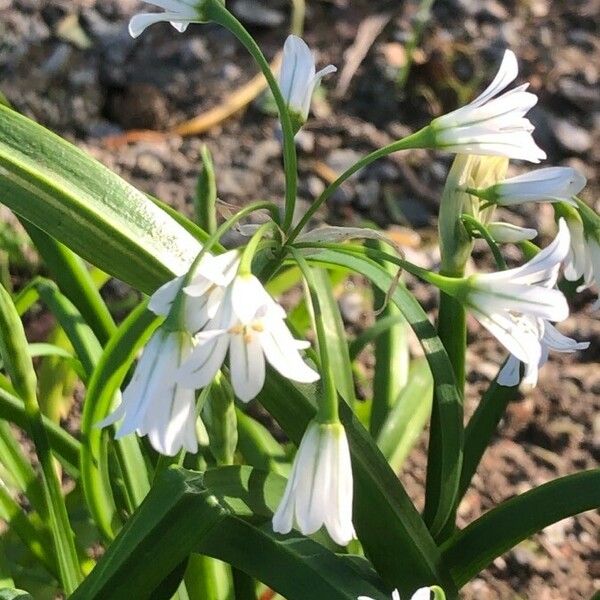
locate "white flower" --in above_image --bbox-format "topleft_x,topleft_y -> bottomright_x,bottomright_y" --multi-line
272,420 -> 355,546
358,586 -> 433,600
498,319 -> 589,388
278,35 -> 336,128
129,0 -> 203,38
99,329 -> 198,456
430,50 -> 545,162
487,222 -> 537,243
462,218 -> 571,375
178,274 -> 320,401
563,215 -> 600,309
473,167 -> 586,207
149,250 -> 240,333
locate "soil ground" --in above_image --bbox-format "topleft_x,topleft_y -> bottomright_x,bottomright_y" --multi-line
1,0 -> 599,598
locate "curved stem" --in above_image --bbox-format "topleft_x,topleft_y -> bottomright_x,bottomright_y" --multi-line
206,0 -> 298,233
461,214 -> 507,270
286,127 -> 433,243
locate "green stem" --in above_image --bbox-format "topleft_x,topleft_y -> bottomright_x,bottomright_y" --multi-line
238,223 -> 277,276
460,214 -> 507,270
0,284 -> 81,593
286,127 -> 433,243
290,248 -> 339,423
289,0 -> 306,35
205,0 -> 298,232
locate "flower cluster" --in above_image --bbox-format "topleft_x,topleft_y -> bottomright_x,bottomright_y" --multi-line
113,3 -> 596,564
103,250 -> 319,455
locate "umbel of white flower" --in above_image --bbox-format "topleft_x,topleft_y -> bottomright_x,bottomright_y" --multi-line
358,586 -> 435,600
149,250 -> 240,333
563,213 -> 600,310
178,273 -> 320,401
99,329 -> 198,456
278,35 -> 337,131
470,167 -> 586,207
461,218 -> 571,379
498,319 -> 589,388
429,49 -> 545,162
272,420 -> 355,546
129,0 -> 204,38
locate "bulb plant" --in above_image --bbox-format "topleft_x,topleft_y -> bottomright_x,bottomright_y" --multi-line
0,1 -> 597,599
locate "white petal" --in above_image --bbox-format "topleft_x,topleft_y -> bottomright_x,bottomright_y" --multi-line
295,424 -> 331,534
129,12 -> 190,37
470,307 -> 542,366
229,331 -> 265,402
410,588 -> 432,600
148,276 -> 183,316
488,222 -> 537,243
470,50 -> 519,108
470,284 -> 569,322
231,275 -> 271,324
542,322 -> 589,353
324,426 -> 355,545
177,331 -> 229,389
279,35 -> 316,117
497,355 -> 521,387
259,316 -> 320,384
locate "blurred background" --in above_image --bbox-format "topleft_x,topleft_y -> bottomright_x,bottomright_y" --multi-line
1,1 -> 599,598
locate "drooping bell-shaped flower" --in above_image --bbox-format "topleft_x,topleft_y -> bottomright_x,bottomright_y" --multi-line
498,319 -> 589,388
429,50 -> 546,162
469,167 -> 586,207
458,219 -> 571,375
129,0 -> 205,38
99,329 -> 198,456
149,250 -> 240,333
278,35 -> 337,131
178,273 -> 319,401
272,420 -> 355,546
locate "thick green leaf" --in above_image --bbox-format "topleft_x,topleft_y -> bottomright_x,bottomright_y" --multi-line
459,365 -> 518,499
0,104 -> 200,294
71,466 -> 388,600
257,373 -> 456,596
304,245 -> 463,540
84,302 -> 156,537
310,269 -> 356,406
368,240 -> 410,437
0,386 -> 80,476
33,279 -> 150,539
0,421 -> 46,519
235,409 -> 288,476
0,283 -> 81,591
21,220 -> 116,345
442,469 -> 600,586
0,589 -> 34,600
376,358 -> 433,472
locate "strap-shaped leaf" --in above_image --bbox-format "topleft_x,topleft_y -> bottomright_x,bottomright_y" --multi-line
71,466 -> 388,600
0,385 -> 80,476
0,105 -> 200,293
442,469 -> 600,586
304,246 -> 463,539
21,220 -> 116,345
376,358 -> 433,472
